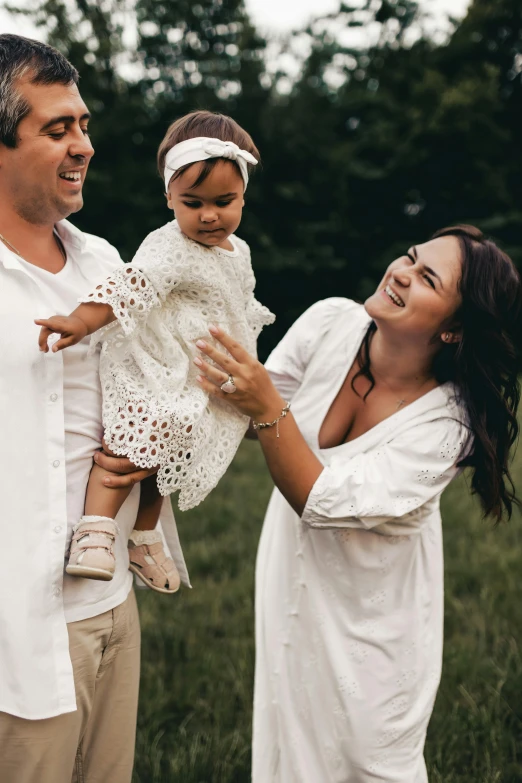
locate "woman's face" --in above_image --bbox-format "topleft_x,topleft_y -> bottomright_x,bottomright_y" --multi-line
365,235 -> 463,342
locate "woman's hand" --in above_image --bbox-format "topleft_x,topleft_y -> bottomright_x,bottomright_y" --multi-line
194,325 -> 285,422
195,325 -> 323,515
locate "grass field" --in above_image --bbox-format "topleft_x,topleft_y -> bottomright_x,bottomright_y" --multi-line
133,440 -> 522,783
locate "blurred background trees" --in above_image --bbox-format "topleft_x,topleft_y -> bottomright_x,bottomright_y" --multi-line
4,0 -> 522,350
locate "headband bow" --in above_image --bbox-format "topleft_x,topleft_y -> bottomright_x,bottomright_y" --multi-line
164,136 -> 258,192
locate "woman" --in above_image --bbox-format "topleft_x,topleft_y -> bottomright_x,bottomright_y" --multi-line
193,225 -> 521,782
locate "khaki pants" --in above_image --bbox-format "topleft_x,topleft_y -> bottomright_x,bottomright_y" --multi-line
0,589 -> 141,783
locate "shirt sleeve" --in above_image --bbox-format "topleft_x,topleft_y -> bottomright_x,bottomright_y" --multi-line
265,298 -> 358,401
79,225 -> 188,337
301,416 -> 471,534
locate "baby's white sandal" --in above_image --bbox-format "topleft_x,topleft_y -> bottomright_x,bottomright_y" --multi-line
66,515 -> 119,581
128,529 -> 180,594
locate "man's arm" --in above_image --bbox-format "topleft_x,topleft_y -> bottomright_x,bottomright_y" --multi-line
93,440 -> 159,488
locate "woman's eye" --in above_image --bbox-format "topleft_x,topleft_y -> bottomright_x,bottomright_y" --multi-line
183,202 -> 200,209
423,274 -> 436,289
82,128 -> 90,136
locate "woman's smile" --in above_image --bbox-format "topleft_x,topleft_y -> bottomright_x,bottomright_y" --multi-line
381,284 -> 405,307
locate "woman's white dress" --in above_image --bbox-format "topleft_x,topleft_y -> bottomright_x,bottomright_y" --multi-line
81,220 -> 274,510
253,298 -> 470,783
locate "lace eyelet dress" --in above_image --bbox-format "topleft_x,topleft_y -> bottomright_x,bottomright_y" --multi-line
80,220 -> 274,510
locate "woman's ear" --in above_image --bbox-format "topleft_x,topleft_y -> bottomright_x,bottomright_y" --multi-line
441,329 -> 462,344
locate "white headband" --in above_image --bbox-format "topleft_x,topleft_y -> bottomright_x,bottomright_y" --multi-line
164,136 -> 258,192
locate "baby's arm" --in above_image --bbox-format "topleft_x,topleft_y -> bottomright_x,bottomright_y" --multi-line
36,302 -> 116,353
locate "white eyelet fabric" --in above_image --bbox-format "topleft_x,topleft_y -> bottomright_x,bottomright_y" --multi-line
81,221 -> 274,509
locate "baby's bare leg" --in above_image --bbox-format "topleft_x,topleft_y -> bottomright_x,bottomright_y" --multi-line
134,475 -> 164,531
84,462 -> 134,519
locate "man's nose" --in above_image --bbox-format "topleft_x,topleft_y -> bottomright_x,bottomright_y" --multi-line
69,128 -> 95,160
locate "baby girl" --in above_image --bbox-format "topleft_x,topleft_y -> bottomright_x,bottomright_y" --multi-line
37,110 -> 274,593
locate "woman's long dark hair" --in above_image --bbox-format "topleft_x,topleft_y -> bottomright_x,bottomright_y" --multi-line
354,225 -> 522,522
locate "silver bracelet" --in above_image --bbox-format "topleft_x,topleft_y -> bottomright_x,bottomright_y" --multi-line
252,401 -> 291,438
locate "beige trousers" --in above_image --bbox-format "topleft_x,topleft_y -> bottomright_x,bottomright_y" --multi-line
0,589 -> 141,783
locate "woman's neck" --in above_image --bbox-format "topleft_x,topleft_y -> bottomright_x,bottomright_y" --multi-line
368,325 -> 437,389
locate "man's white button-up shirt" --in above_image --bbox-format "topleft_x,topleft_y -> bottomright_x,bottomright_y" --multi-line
0,220 -> 189,720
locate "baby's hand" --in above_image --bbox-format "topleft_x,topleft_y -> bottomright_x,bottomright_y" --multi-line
35,315 -> 89,353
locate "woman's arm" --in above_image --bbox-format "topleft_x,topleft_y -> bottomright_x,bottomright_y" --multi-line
253,411 -> 323,515
36,302 -> 116,353
194,327 -> 324,515
194,327 -> 467,528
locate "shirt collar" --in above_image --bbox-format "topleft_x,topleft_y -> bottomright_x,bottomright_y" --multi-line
54,219 -> 87,251
0,218 -> 86,270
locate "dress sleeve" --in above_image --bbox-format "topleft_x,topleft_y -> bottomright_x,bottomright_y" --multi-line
265,298 -> 356,401
79,225 -> 188,337
301,416 -> 471,533
235,240 -> 275,346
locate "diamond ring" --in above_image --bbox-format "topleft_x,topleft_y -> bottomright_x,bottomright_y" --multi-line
220,374 -> 237,394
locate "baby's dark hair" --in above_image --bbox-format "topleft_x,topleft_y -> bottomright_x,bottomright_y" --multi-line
157,110 -> 260,191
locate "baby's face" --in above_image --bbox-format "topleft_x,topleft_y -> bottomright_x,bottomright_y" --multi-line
167,159 -> 245,249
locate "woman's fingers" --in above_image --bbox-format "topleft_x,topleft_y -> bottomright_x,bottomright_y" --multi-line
195,338 -> 239,372
194,356 -> 229,386
196,372 -> 227,400
208,325 -> 251,363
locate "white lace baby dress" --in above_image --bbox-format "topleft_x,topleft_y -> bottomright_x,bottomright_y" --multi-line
81,220 -> 274,510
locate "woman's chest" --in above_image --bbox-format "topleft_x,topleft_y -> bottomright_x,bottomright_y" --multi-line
318,373 -> 408,449
290,351 -> 408,451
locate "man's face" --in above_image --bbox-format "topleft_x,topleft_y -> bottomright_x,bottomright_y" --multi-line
0,78 -> 94,226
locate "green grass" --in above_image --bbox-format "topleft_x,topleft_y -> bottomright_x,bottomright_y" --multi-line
134,441 -> 522,783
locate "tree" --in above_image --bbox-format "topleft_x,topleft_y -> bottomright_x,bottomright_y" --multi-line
4,0 -> 521,349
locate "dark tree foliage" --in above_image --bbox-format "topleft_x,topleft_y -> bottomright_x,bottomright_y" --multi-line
3,0 -> 521,352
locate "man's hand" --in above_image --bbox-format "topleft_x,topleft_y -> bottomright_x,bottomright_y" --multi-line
35,315 -> 88,352
93,440 -> 159,488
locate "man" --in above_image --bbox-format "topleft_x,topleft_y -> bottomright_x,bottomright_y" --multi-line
0,34 -> 189,783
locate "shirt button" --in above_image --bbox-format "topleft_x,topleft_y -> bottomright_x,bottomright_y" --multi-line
54,525 -> 62,534
50,393 -> 58,402
53,586 -> 62,597
52,460 -> 60,468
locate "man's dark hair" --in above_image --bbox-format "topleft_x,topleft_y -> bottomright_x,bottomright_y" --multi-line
0,34 -> 79,148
